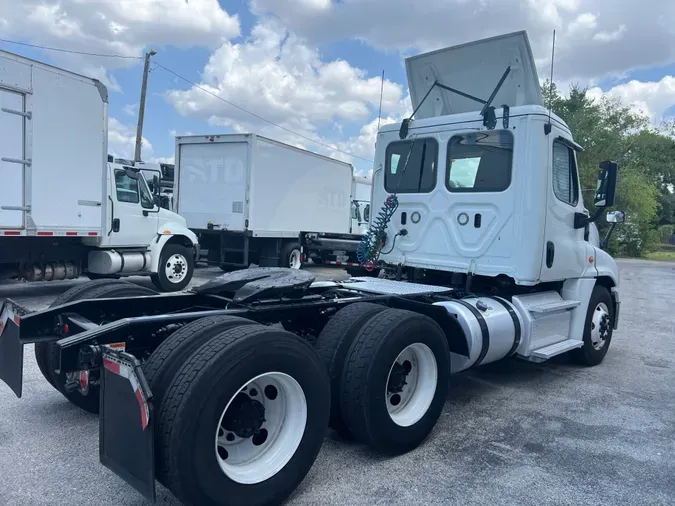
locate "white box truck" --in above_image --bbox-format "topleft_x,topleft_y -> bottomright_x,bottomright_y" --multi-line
174,133 -> 371,270
0,49 -> 198,292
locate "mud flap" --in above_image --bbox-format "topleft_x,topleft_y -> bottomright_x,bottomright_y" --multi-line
0,299 -> 28,398
99,347 -> 156,503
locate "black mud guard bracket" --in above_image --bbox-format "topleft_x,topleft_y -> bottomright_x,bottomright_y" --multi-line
99,347 -> 156,503
0,299 -> 29,398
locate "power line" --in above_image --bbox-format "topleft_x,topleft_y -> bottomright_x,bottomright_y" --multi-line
154,61 -> 374,163
0,38 -> 142,60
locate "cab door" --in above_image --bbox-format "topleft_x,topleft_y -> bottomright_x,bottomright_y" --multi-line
106,167 -> 159,247
539,128 -> 594,281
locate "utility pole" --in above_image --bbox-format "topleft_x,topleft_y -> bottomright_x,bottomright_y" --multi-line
134,49 -> 157,163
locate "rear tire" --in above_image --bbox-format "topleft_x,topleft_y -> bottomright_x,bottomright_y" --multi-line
157,325 -> 330,506
314,302 -> 386,435
151,243 -> 194,292
280,242 -> 302,270
340,308 -> 450,455
143,315 -> 260,410
35,279 -> 136,388
44,282 -> 158,414
571,285 -> 614,366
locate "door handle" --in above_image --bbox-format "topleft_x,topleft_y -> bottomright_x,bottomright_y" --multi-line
546,241 -> 555,268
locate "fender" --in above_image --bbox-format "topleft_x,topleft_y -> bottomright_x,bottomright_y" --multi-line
148,222 -> 199,275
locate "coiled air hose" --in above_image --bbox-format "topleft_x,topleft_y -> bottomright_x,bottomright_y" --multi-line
356,194 -> 399,271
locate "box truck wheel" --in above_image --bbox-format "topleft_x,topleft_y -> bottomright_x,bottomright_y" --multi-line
314,302 -> 386,436
35,279 -> 136,389
39,282 -> 158,414
156,325 -> 330,506
571,284 -> 615,367
151,243 -> 195,292
280,242 -> 302,270
339,309 -> 450,455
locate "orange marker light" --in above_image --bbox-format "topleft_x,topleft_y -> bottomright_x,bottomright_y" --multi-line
588,256 -> 594,263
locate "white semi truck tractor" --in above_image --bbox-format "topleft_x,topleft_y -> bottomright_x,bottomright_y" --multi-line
0,49 -> 198,292
0,31 -> 624,506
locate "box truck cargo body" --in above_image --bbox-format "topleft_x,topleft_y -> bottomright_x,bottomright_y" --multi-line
0,49 -> 198,291
175,134 -> 371,269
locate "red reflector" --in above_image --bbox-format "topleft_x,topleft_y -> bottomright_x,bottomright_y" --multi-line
65,232 -> 78,236
4,231 -> 21,236
37,231 -> 53,236
63,323 -> 69,334
80,370 -> 89,390
87,232 -> 98,236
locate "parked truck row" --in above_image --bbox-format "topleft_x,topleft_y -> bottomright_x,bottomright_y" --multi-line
0,30 -> 625,506
0,49 -> 375,291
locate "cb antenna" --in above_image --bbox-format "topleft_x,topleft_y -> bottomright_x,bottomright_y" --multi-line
377,70 -> 385,131
545,29 -> 556,135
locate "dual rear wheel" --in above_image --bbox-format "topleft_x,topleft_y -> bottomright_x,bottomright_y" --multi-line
315,303 -> 451,454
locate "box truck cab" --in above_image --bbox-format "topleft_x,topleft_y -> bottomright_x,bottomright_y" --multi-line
0,49 -> 198,292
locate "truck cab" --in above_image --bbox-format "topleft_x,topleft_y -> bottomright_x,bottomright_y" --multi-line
85,161 -> 198,291
371,31 -> 621,292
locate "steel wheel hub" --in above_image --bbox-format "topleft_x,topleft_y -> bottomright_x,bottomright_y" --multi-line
165,254 -> 187,283
590,302 -> 610,350
385,343 -> 438,427
215,372 -> 307,484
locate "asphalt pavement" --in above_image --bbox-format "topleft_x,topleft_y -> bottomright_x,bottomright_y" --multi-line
0,259 -> 674,506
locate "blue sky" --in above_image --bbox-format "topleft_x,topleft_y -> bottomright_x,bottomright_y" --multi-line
1,0 -> 674,175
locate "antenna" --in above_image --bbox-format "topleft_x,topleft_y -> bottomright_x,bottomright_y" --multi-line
377,70 -> 385,131
545,29 -> 556,135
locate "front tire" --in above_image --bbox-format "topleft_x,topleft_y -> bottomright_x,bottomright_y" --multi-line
151,243 -> 194,292
157,325 -> 330,506
340,308 -> 450,455
571,285 -> 614,366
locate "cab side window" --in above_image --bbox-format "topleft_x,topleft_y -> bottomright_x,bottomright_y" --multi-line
552,141 -> 579,206
385,138 -> 438,193
114,170 -> 140,204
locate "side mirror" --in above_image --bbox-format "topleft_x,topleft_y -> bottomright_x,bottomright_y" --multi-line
606,210 -> 625,224
363,204 -> 370,223
123,167 -> 140,180
594,160 -> 618,208
152,175 -> 160,196
152,194 -> 161,207
399,118 -> 410,140
350,202 -> 360,220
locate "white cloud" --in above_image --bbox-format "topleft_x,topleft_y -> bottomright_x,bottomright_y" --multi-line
165,18 -> 408,165
108,117 -> 153,161
0,0 -> 240,84
587,77 -> 675,123
250,0 -> 675,86
124,103 -> 139,117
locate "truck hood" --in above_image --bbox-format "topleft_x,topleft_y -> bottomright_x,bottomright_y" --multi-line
157,208 -> 189,232
405,30 -> 544,119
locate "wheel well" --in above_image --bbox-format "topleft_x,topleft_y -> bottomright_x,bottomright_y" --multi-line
166,235 -> 194,250
596,276 -> 615,290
